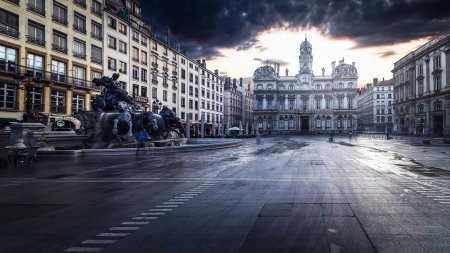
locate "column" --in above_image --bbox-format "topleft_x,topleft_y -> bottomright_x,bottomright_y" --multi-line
425,59 -> 430,134
85,92 -> 92,111
43,86 -> 51,113
66,88 -> 73,115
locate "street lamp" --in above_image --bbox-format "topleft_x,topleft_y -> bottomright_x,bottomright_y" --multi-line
14,73 -> 43,122
152,98 -> 162,113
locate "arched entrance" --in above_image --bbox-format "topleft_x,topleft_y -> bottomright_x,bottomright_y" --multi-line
300,116 -> 309,131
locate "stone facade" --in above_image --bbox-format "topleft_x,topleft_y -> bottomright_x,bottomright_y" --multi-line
392,29 -> 450,135
253,38 -> 359,134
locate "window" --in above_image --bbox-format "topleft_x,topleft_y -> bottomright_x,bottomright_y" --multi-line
195,88 -> 198,97
163,90 -> 167,101
141,86 -> 147,97
73,12 -> 86,34
181,58 -> 185,64
51,90 -> 66,112
418,64 -> 423,76
50,60 -> 66,83
289,99 -> 294,109
90,45 -> 102,65
72,94 -> 84,113
418,104 -> 424,112
195,75 -> 198,84
0,83 -> 16,109
141,68 -> 147,82
141,51 -> 147,65
181,83 -> 185,93
52,30 -> 67,53
418,82 -> 423,95
337,98 -> 343,109
152,87 -> 157,99
132,30 -> 139,42
326,99 -> 332,109
434,56 -> 441,69
107,36 -> 116,49
27,0 -> 46,16
119,41 -> 127,54
119,61 -> 126,74
72,65 -> 85,85
201,89 -> 205,97
435,76 -> 441,90
181,69 -> 186,79
172,93 -> 176,103
107,57 -> 116,71
315,99 -> 321,109
73,0 -> 86,8
181,97 -> 185,107
194,101 -> 198,109
152,42 -> 157,50
132,47 -> 139,62
434,101 -> 442,110
189,99 -> 193,109
107,16 -> 116,29
315,116 -> 321,128
118,23 -> 127,35
132,66 -> 139,80
91,21 -> 102,41
73,38 -> 86,59
119,81 -> 126,90
91,0 -> 102,17
52,2 -> 68,26
141,36 -> 148,46
348,98 -> 353,109
132,84 -> 139,96
27,53 -> 44,77
151,70 -> 157,82
27,20 -> 45,47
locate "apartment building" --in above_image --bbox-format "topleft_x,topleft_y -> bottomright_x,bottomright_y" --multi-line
357,78 -> 394,133
0,0 -> 104,125
223,78 -> 243,130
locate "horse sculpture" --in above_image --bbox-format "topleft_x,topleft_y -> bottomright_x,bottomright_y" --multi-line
113,101 -> 133,137
151,113 -> 185,140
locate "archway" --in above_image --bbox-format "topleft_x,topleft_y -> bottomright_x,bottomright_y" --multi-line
300,116 -> 309,131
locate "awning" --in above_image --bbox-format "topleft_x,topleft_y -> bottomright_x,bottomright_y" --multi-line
142,103 -> 150,108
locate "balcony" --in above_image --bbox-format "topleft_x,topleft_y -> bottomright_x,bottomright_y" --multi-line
73,24 -> 87,34
132,57 -> 139,62
163,67 -> 168,72
73,0 -> 86,9
51,105 -> 67,113
0,24 -> 19,38
163,82 -> 168,88
27,3 -> 46,16
90,32 -> 103,41
91,57 -> 102,65
26,35 -> 45,47
141,60 -> 147,65
172,85 -> 177,90
119,69 -> 127,74
52,15 -> 68,26
4,0 -> 20,5
152,62 -> 158,68
152,79 -> 158,84
119,48 -> 127,54
51,43 -> 68,54
132,37 -> 139,43
73,51 -> 86,60
108,44 -> 116,50
172,71 -> 177,76
141,41 -> 147,46
91,7 -> 102,17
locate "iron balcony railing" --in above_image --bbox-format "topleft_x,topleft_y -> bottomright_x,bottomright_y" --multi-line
27,3 -> 46,16
73,0 -> 86,9
51,43 -> 68,54
91,7 -> 102,17
52,15 -> 68,26
26,35 -> 45,47
51,105 -> 67,113
73,51 -> 86,60
90,32 -> 102,41
0,62 -> 99,90
91,57 -> 102,65
0,23 -> 19,38
73,24 -> 87,34
5,0 -> 20,5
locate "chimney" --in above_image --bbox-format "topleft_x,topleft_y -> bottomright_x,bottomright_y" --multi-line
233,78 -> 237,88
196,59 -> 201,65
202,59 -> 206,68
181,51 -> 187,56
382,77 -> 385,82
239,77 -> 243,87
331,61 -> 336,75
164,25 -> 171,45
277,63 -> 280,75
373,78 -> 378,85
248,83 -> 250,91
214,69 -> 218,75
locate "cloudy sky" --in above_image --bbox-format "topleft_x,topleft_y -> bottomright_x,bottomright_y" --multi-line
141,0 -> 450,87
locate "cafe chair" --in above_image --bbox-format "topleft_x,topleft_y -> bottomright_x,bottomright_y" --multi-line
0,147 -> 11,165
15,146 -> 39,164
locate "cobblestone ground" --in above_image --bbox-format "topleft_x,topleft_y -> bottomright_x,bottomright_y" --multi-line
0,135 -> 449,253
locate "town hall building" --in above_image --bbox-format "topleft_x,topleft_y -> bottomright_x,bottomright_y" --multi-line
253,38 -> 359,134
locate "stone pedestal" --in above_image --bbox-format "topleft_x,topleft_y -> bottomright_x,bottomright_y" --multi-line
8,122 -> 46,147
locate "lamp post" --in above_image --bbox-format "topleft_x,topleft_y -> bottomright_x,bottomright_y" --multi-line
152,98 -> 162,113
14,73 -> 43,122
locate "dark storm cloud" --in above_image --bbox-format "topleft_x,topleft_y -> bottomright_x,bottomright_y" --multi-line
142,0 -> 450,59
253,58 -> 290,66
378,51 -> 396,58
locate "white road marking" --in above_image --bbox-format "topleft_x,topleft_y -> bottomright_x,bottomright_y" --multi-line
121,222 -> 149,225
175,196 -> 193,199
97,233 -> 130,237
64,247 -> 103,252
163,202 -> 184,205
82,240 -> 116,244
149,209 -> 172,211
109,227 -> 140,231
132,217 -> 158,220
141,212 -> 165,215
157,205 -> 178,208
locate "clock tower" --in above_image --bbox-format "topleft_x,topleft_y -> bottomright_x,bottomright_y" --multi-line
298,37 -> 313,84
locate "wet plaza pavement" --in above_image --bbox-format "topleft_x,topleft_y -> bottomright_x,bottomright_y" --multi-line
1,135 -> 450,253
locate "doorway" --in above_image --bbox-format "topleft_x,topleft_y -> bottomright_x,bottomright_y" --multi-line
300,116 -> 309,131
434,115 -> 444,135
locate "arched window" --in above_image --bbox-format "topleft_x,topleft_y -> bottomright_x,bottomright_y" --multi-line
381,116 -> 385,123
315,115 -> 322,128
388,116 -> 392,123
347,83 -> 353,88
257,117 -> 263,129
316,84 -> 321,90
289,84 -> 295,90
257,84 -> 263,90
267,84 -> 273,90
337,116 -> 343,128
326,84 -> 331,89
338,83 -> 344,89
278,85 -> 285,90
267,117 -> 273,129
347,116 -> 353,128
278,116 -> 285,129
326,116 -> 332,128
376,116 -> 380,123
289,116 -> 294,128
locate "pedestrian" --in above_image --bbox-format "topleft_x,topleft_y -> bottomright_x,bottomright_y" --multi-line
136,131 -> 149,155
330,131 -> 334,142
386,132 -> 389,140
349,131 -> 352,140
